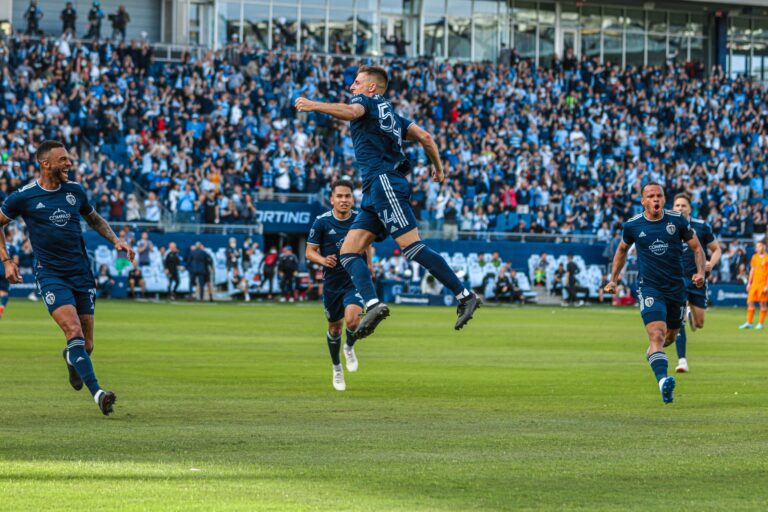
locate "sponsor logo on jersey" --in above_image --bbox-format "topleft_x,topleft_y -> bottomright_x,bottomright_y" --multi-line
44,291 -> 56,305
49,208 -> 71,227
666,223 -> 676,235
649,239 -> 668,256
66,193 -> 77,206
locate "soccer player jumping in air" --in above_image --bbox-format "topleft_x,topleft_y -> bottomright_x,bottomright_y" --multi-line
295,66 -> 480,339
306,180 -> 368,391
604,183 -> 706,404
671,193 -> 721,372
0,140 -> 135,416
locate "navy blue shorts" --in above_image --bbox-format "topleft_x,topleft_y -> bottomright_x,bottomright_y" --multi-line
0,278 -> 8,293
37,275 -> 96,315
353,172 -> 419,240
685,279 -> 708,310
323,287 -> 364,323
638,286 -> 685,329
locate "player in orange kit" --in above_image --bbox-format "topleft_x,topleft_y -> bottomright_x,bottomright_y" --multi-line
739,241 -> 768,330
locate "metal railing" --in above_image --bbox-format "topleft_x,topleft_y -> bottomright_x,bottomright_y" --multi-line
419,228 -> 610,245
96,221 -> 263,236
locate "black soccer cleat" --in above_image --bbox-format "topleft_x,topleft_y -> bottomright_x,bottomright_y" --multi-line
62,349 -> 83,391
354,302 -> 390,340
455,292 -> 482,331
98,391 -> 117,416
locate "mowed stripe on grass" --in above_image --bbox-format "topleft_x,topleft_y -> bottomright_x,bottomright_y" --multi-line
0,301 -> 766,511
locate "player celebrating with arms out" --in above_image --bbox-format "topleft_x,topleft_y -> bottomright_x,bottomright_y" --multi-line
0,140 -> 135,416
671,193 -> 721,372
295,66 -> 480,339
306,180 -> 368,391
604,183 -> 706,404
739,241 -> 768,330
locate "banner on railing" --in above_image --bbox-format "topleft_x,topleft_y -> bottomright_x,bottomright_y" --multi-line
255,201 -> 326,233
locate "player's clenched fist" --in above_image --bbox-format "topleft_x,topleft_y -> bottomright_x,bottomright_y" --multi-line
295,97 -> 316,112
603,281 -> 617,294
691,273 -> 705,288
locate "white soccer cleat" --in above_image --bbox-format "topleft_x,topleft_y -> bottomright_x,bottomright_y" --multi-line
687,306 -> 696,332
675,358 -> 688,373
343,345 -> 358,373
757,324 -> 764,331
332,365 -> 346,391
739,322 -> 753,330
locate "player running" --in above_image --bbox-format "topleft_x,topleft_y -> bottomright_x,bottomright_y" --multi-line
295,66 -> 480,339
739,241 -> 768,330
604,183 -> 705,404
0,233 -> 18,320
305,180 -> 367,391
0,140 -> 135,416
671,193 -> 721,372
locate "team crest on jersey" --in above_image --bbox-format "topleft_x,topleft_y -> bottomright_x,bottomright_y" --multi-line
44,291 -> 56,306
666,223 -> 676,235
309,229 -> 315,239
49,208 -> 71,227
66,193 -> 77,206
649,239 -> 668,256
644,297 -> 655,308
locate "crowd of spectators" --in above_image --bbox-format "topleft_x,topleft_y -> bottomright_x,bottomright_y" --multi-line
2,28 -> 768,239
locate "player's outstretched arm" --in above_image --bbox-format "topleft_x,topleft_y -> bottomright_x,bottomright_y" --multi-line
294,97 -> 365,122
605,241 -> 630,293
0,213 -> 22,284
685,235 -> 706,287
405,123 -> 444,182
85,211 -> 136,262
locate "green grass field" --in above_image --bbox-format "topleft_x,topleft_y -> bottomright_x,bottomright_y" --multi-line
1,300 -> 767,511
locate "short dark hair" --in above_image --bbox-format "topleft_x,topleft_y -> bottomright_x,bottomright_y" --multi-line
673,192 -> 692,205
358,65 -> 388,91
331,180 -> 354,194
36,140 -> 65,163
641,182 -> 665,196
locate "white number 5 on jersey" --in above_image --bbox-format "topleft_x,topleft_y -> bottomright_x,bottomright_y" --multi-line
377,103 -> 402,147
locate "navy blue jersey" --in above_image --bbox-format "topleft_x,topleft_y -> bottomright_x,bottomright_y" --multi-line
349,94 -> 413,188
683,218 -> 715,277
1,181 -> 95,279
622,210 -> 695,298
307,210 -> 358,292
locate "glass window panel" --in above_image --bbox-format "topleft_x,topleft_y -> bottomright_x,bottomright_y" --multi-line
647,33 -> 666,66
380,0 -> 403,13
244,4 -> 270,50
423,17 -> 445,58
603,29 -> 622,64
272,4 -> 298,51
581,7 -> 600,30
690,37 -> 705,66
513,3 -> 538,24
474,1 -> 498,15
331,0 -> 354,9
603,8 -> 621,30
474,15 -> 497,62
754,17 -> 768,40
687,14 -> 704,36
217,1 -> 241,47
355,11 -> 375,55
729,50 -> 748,78
448,16 -> 471,59
514,21 -> 536,60
538,3 -> 555,25
560,3 -> 578,28
329,10 -> 354,54
423,0 -> 445,16
300,6 -> 326,53
669,35 -> 685,64
581,29 -> 600,59
448,0 -> 471,18
753,43 -> 768,81
625,9 -> 645,32
540,25 -> 555,65
669,13 -> 687,32
626,31 -> 645,67
730,17 -> 751,39
648,11 -> 666,34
